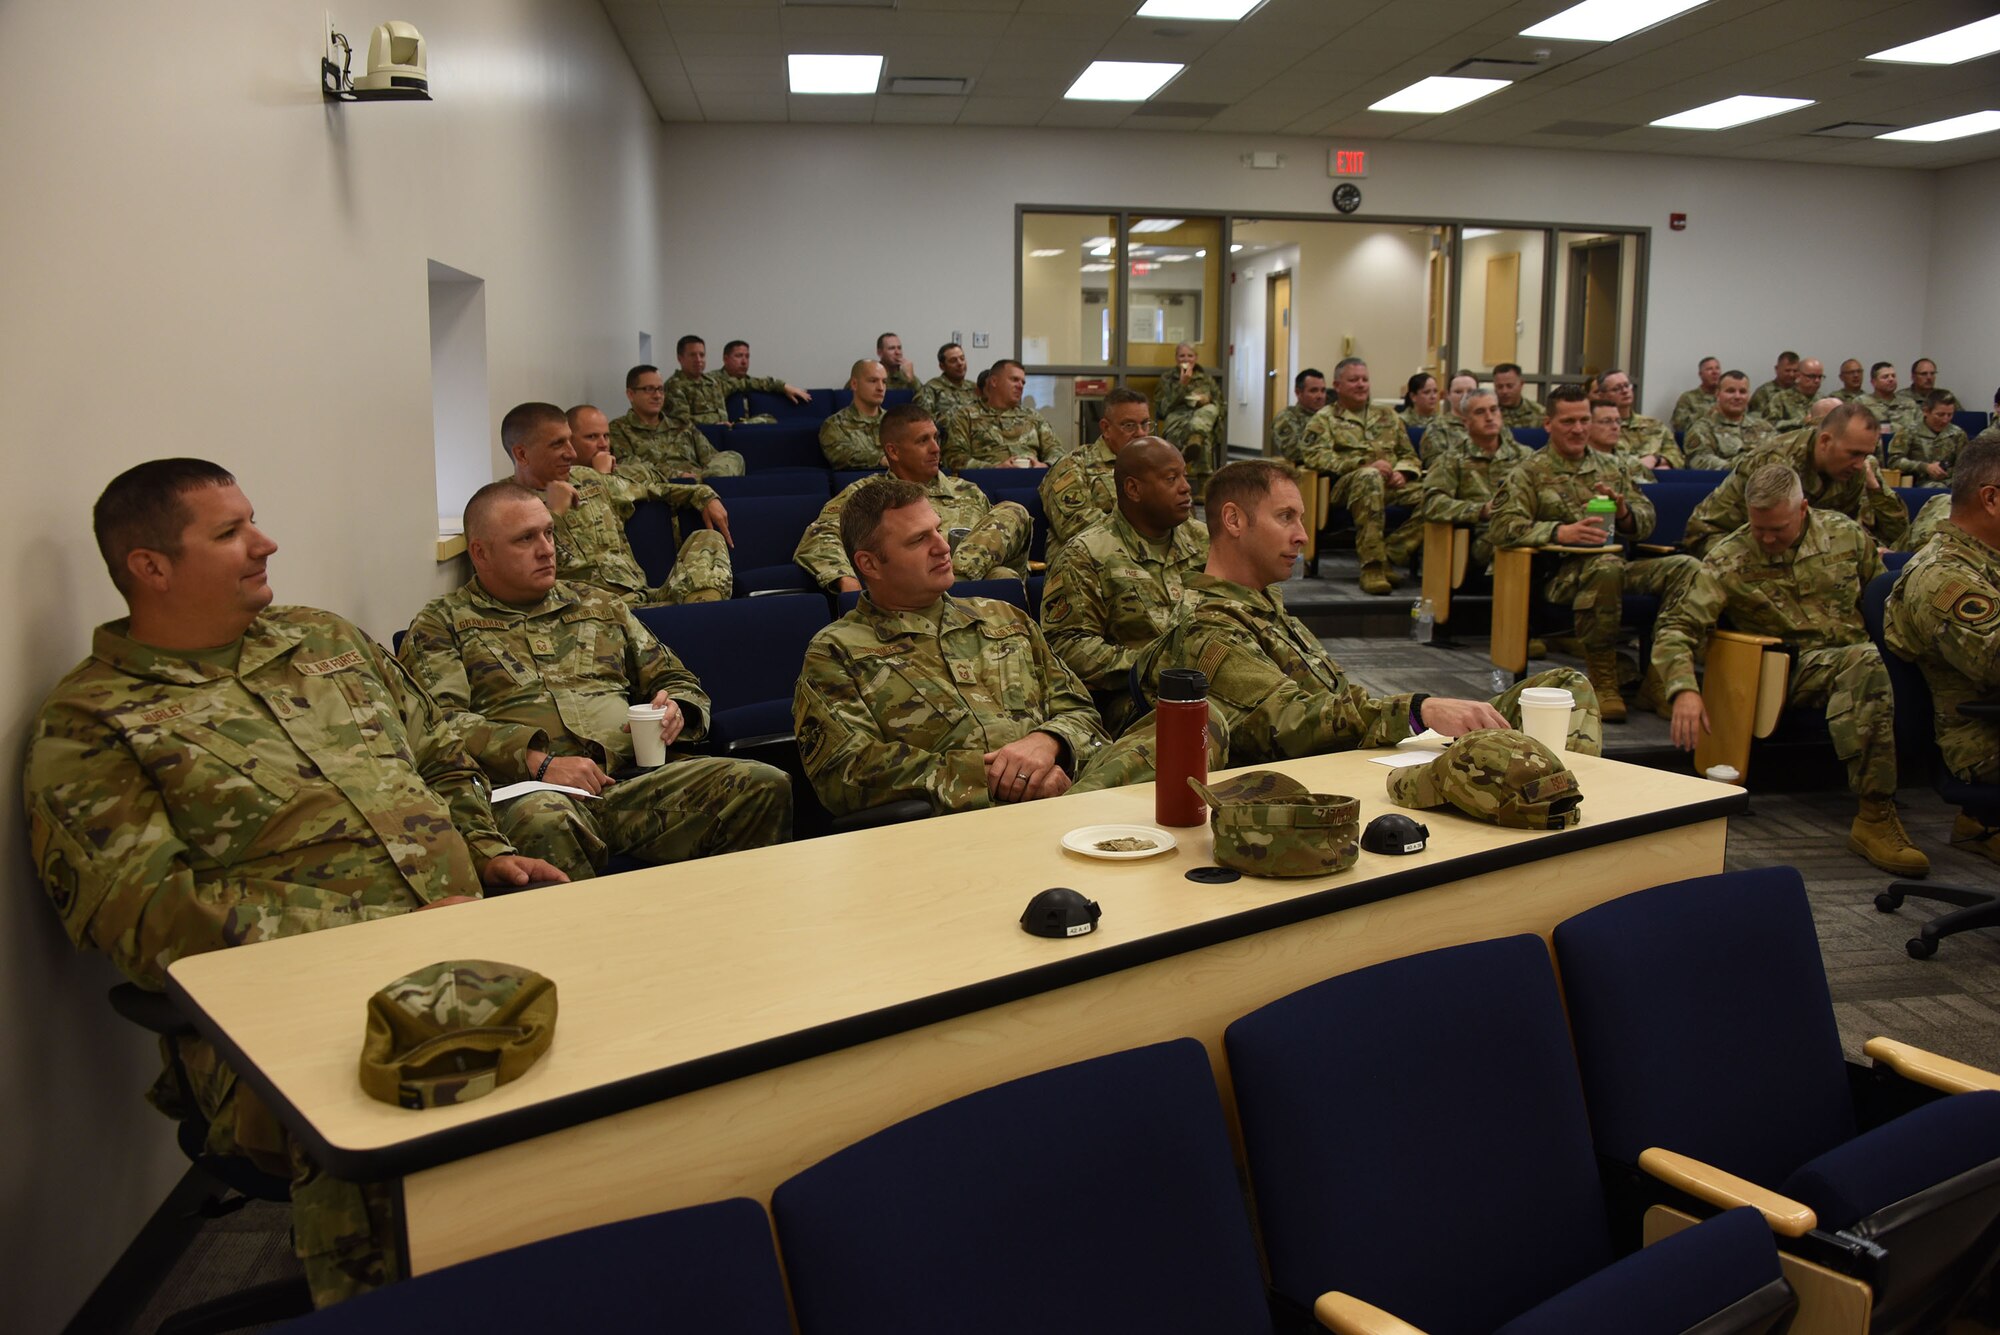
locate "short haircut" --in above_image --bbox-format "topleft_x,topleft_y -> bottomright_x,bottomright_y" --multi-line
839,476 -> 927,565
501,402 -> 566,455
1718,370 -> 1750,387
1102,387 -> 1148,412
850,358 -> 880,384
1745,462 -> 1804,510
1205,458 -> 1299,518
989,358 -> 1024,375
875,332 -> 898,353
1460,388 -> 1498,410
1924,389 -> 1958,412
1911,357 -> 1935,374
1870,361 -> 1894,380
723,339 -> 748,357
1776,350 -> 1800,364
675,335 -> 703,356
1545,384 -> 1590,411
1598,367 -> 1627,385
1698,356 -> 1719,369
464,479 -> 544,542
1588,397 -> 1620,414
1822,401 -> 1879,438
1333,356 -> 1366,379
880,402 -> 934,446
1454,368 -> 1476,381
565,404 -> 602,431
93,458 -> 237,596
625,364 -> 660,390
1294,368 -> 1324,392
1952,438 -> 2000,508
1493,362 -> 1523,378
975,369 -> 991,393
936,341 -> 961,362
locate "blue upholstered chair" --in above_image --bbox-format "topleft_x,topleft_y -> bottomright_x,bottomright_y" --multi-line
633,596 -> 828,750
732,388 -> 835,423
1554,867 -> 2000,1335
772,1039 -> 1274,1335
719,493 -> 824,595
1636,480 -> 1713,555
282,1197 -> 791,1332
729,422 -> 831,472
706,470 -> 832,499
1225,935 -> 1792,1335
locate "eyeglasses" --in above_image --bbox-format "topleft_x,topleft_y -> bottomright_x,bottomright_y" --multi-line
1106,417 -> 1156,433
633,384 -> 666,395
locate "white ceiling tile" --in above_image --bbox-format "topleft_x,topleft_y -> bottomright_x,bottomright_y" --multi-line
874,94 -> 971,122
957,95 -> 1050,124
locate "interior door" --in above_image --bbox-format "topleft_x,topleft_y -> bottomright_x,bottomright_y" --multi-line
1266,271 -> 1291,446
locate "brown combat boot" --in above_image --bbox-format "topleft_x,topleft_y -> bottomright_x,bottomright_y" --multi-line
1952,814 -> 2000,866
1585,649 -> 1627,723
1359,563 -> 1395,595
1850,799 -> 1930,877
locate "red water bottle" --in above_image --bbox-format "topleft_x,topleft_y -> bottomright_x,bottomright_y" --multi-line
1154,668 -> 1210,827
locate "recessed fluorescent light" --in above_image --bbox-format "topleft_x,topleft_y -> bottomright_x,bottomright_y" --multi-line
1157,253 -> 1195,262
788,54 -> 883,95
1136,0 -> 1264,19
1877,110 -> 2000,142
1064,61 -> 1183,102
1463,227 -> 1500,239
1521,0 -> 1708,42
1028,248 -> 1064,257
1089,244 -> 1113,257
1369,76 -> 1510,115
1195,248 -> 1207,257
1079,263 -> 1114,272
1130,218 -> 1187,232
1650,94 -> 1813,130
1868,16 -> 2000,65
1229,243 -> 1244,252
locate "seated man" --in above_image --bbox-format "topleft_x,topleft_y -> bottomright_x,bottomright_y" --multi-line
1596,368 -> 1680,469
1760,356 -> 1826,430
1892,357 -> 1957,431
946,359 -> 1064,470
608,363 -> 744,477
1152,342 -> 1224,488
1040,387 -> 1150,547
1488,386 -> 1702,722
820,359 -> 890,469
1296,356 -> 1420,596
24,459 -> 564,1308
1681,369 -> 1777,469
1654,463 -> 1925,876
1493,362 -> 1544,429
1417,373 -> 1520,465
1748,350 -> 1800,419
1862,360 -> 1906,431
1135,459 -> 1599,764
1271,368 -> 1327,463
876,331 -> 921,393
796,403 -> 1030,594
1886,390 -> 1967,484
1671,356 -> 1721,435
402,481 -> 790,880
1405,388 -> 1532,568
1042,437 -> 1208,733
917,340 -> 978,433
1683,402 -> 1907,557
793,477 -> 1110,817
1832,357 -> 1867,404
1586,393 -> 1655,482
515,402 -> 732,605
1885,439 -> 2000,861
663,335 -> 808,427
1903,493 -> 1952,552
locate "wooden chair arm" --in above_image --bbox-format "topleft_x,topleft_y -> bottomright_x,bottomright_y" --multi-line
1638,1147 -> 1817,1237
1865,1036 -> 2000,1095
1489,547 -> 1535,675
1315,1291 -> 1433,1335
1634,543 -> 1678,555
1709,629 -> 1783,648
1538,543 -> 1624,555
1420,522 -> 1465,624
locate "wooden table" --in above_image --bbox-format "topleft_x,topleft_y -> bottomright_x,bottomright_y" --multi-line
170,750 -> 1743,1275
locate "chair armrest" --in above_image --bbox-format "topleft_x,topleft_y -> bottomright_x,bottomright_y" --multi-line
1958,700 -> 2000,721
1028,560 -> 1047,573
1865,1036 -> 2000,1095
1634,543 -> 1678,555
1539,543 -> 1623,554
1315,1291 -> 1432,1335
1709,629 -> 1783,648
723,732 -> 794,753
829,799 -> 935,834
1638,1147 -> 1817,1237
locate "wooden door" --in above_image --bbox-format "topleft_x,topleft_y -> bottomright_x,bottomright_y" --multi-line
1266,271 -> 1292,447
1484,253 -> 1519,367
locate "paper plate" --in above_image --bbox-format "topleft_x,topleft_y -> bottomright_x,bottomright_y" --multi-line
1060,824 -> 1179,860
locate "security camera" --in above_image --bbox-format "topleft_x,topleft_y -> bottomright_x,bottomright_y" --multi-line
352,21 -> 426,94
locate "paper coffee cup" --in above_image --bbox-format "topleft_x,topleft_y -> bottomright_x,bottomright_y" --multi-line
628,704 -> 667,768
1516,686 -> 1575,752
1704,764 -> 1740,784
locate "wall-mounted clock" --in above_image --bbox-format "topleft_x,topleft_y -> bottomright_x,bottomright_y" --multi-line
1331,183 -> 1362,214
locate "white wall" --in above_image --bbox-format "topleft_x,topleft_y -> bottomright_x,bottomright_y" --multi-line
1462,229 -> 1548,373
1923,161 -> 2000,410
0,2 -> 670,1328
1226,242 -> 1302,446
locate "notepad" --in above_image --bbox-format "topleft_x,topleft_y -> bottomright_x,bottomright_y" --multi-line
490,780 -> 599,803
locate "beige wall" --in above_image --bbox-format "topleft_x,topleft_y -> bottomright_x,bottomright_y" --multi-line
0,2 -> 670,1328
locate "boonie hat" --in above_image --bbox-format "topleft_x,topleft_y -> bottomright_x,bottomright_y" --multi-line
1386,729 -> 1582,830
360,960 -> 558,1110
1188,771 -> 1360,878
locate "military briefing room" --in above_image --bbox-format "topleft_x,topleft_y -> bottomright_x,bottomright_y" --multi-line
8,0 -> 2000,1330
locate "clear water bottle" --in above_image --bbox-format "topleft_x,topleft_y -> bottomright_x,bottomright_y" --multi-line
1489,668 -> 1510,694
1409,597 -> 1434,643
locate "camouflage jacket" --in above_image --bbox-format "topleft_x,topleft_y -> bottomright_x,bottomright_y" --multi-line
1620,413 -> 1678,464
1419,437 -> 1534,526
1399,405 -> 1449,434
1903,494 -> 1952,551
819,404 -> 886,470
664,369 -> 785,426
1653,509 -> 1882,700
1418,418 -> 1522,466
608,410 -> 719,475
1833,387 -> 1867,405
1884,520 -> 2000,779
1671,388 -> 1716,435
884,363 -> 921,393
945,402 -> 1064,471
24,607 -> 505,988
1894,386 -> 1958,422
1135,573 -> 1416,765
549,466 -> 719,601
1682,412 -> 1777,466
1761,388 -> 1815,431
1748,379 -> 1786,419
1153,368 -> 1221,424
793,594 -> 1107,816
916,375 -> 978,432
1501,397 -> 1545,429
1886,421 -> 1968,476
1038,439 -> 1118,549
1682,430 -> 1907,556
1295,402 -> 1417,477
1488,447 -> 1656,547
400,579 -> 706,778
1879,392 -> 1925,434
1270,405 -> 1316,464
795,471 -> 996,591
1041,511 -> 1207,712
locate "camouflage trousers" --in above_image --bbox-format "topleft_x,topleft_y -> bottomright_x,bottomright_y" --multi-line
1683,445 -> 1741,471
1328,467 -> 1416,566
696,450 -> 747,477
1789,642 -> 1897,799
1067,710 -> 1232,794
639,529 -> 732,604
1546,553 -> 1702,651
949,500 -> 1033,583
1163,404 -> 1222,483
1491,667 -> 1603,756
498,753 -> 792,879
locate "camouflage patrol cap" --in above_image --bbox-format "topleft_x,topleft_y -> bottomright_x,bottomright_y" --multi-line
1386,729 -> 1582,830
359,961 -> 558,1110
1188,771 -> 1360,878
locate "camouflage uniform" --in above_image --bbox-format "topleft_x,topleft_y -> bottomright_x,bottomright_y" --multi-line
819,404 -> 887,470
400,580 -> 788,879
1270,404 -> 1316,464
1681,430 -> 1908,557
1038,439 -> 1119,549
1886,421 -> 1968,481
1833,387 -> 1867,405
1978,422 -> 2000,450
24,607 -> 516,1307
1893,386 -> 1958,425
1903,494 -> 1952,552
1681,412 -> 1778,471
1152,368 -> 1224,482
884,363 -> 922,393
1416,436 -> 1534,566
1487,449 -> 1701,652
663,369 -> 787,427
1748,379 -> 1786,419
917,375 -> 978,435
1041,512 -> 1208,732
547,466 -> 732,605
1885,519 -> 2000,782
607,410 -> 745,478
1418,418 -> 1522,466
1399,405 -> 1449,435
1761,388 -> 1815,431
794,473 -> 1030,592
1501,397 -> 1545,429
1652,510 -> 1894,798
1877,392 -> 1923,434
1296,402 -> 1421,567
792,594 -> 1110,816
1133,573 -> 1600,763
1671,387 -> 1716,435
945,402 -> 1065,471
1621,413 -> 1680,466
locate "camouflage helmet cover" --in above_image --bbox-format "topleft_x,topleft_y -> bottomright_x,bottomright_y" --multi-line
360,960 -> 558,1110
1188,770 -> 1361,878
1386,729 -> 1582,830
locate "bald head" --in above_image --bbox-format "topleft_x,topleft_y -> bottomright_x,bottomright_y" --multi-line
1115,436 -> 1194,539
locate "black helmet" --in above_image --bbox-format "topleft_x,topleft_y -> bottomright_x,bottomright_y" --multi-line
1361,812 -> 1429,856
1020,887 -> 1101,939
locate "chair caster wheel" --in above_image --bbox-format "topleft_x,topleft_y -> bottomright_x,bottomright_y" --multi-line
1907,937 -> 1937,960
1875,893 -> 1903,913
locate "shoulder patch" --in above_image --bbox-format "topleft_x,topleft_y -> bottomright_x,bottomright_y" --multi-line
1930,578 -> 1973,613
293,650 -> 366,676
1952,591 -> 1997,627
1197,640 -> 1229,681
1043,593 -> 1071,623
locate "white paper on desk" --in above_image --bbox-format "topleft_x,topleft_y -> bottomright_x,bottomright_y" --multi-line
1370,751 -> 1440,769
1396,729 -> 1453,751
490,780 -> 599,803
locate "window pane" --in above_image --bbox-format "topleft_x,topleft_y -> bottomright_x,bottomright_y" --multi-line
1455,228 -> 1546,379
1021,213 -> 1116,369
1552,230 -> 1639,387
1126,216 -> 1223,378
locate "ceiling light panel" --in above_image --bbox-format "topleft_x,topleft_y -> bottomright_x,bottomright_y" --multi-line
1869,16 -> 2000,65
1129,218 -> 1187,232
1369,76 -> 1511,115
1136,0 -> 1265,18
1064,61 -> 1184,102
788,54 -> 883,95
1877,110 -> 2000,142
1028,249 -> 1064,257
1521,0 -> 1709,42
1650,94 -> 1813,130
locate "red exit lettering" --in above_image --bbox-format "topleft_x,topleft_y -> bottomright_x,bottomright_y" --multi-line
1333,149 -> 1368,177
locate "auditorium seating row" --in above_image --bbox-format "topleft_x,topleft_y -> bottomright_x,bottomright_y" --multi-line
287,867 -> 2000,1335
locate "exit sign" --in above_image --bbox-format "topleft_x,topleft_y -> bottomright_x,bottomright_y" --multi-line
1328,148 -> 1368,178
